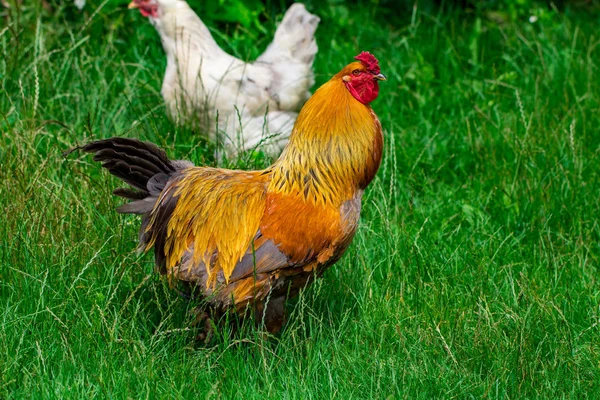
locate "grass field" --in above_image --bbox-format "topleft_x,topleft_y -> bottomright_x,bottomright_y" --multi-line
1,0 -> 600,397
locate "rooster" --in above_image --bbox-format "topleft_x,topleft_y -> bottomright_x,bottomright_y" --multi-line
128,0 -> 319,156
69,52 -> 386,333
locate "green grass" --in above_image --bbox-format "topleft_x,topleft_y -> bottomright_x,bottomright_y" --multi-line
1,0 -> 600,397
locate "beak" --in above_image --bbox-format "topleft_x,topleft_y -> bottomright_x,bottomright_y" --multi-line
128,1 -> 140,9
374,73 -> 387,81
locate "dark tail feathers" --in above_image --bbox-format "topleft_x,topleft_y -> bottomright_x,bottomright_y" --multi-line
66,137 -> 192,214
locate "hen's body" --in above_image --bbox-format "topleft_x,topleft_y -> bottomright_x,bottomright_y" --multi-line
74,56 -> 384,332
143,0 -> 319,155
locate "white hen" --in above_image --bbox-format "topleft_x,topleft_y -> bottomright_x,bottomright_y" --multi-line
128,0 -> 319,156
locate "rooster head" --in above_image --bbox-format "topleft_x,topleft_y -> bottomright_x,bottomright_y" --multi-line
340,52 -> 386,105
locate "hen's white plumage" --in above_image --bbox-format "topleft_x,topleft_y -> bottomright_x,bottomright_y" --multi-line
136,0 -> 319,155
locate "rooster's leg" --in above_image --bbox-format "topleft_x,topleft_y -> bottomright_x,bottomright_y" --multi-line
256,296 -> 287,334
189,308 -> 215,343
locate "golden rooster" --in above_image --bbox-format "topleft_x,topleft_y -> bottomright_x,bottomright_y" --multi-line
128,0 -> 319,156
69,52 -> 386,333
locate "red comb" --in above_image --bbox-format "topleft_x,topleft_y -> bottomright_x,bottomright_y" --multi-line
354,52 -> 380,74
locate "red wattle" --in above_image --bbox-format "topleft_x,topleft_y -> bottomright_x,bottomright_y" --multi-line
345,79 -> 379,104
139,5 -> 158,18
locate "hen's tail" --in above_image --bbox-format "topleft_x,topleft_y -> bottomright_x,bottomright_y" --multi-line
66,137 -> 192,214
258,3 -> 319,65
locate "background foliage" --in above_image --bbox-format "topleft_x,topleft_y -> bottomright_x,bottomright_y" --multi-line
1,0 -> 600,398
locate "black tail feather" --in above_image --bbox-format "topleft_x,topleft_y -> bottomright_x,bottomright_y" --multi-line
113,188 -> 147,200
67,137 -> 184,203
67,137 -> 193,269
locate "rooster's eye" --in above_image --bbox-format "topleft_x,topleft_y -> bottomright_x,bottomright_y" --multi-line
352,69 -> 361,76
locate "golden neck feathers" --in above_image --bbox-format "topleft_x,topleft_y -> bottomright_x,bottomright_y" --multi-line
269,75 -> 383,206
